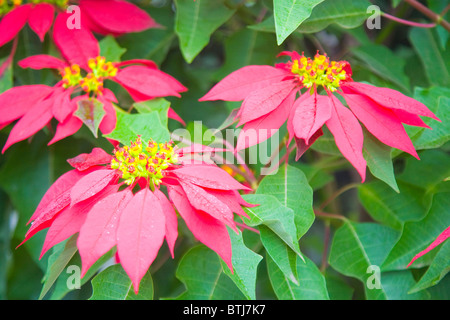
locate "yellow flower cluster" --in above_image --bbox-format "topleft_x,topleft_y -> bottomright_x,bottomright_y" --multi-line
60,56 -> 118,95
111,136 -> 179,187
291,52 -> 348,92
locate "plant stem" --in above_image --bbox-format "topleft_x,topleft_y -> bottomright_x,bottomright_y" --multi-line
404,0 -> 450,31
318,182 -> 360,211
381,12 -> 436,28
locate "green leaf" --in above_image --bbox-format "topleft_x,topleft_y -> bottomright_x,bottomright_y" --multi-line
382,192 -> 450,271
259,226 -> 299,285
273,0 -> 325,45
104,109 -> 170,145
352,44 -> 410,92
173,246 -> 246,300
220,230 -> 263,300
297,0 -> 371,33
362,128 -> 399,193
99,35 -> 126,62
256,164 -> 314,239
118,5 -> 176,65
0,56 -> 13,92
267,254 -> 329,300
409,239 -> 450,293
39,236 -> 78,300
0,134 -> 51,270
73,98 -> 106,138
404,87 -> 450,151
174,0 -> 235,63
133,98 -> 170,127
214,28 -> 278,80
397,149 -> 450,192
358,181 -> 428,230
242,194 -> 302,257
90,264 -> 153,300
329,222 -> 400,299
409,27 -> 450,87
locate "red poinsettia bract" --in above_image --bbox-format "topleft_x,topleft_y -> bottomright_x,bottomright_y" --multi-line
0,0 -> 156,48
20,137 -> 254,293
0,26 -> 186,153
200,51 -> 440,182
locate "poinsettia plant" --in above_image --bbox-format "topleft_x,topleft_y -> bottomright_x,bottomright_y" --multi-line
0,0 -> 449,302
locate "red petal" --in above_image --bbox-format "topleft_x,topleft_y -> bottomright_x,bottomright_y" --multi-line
325,94 -> 366,182
20,169 -> 89,246
237,80 -> 296,127
154,188 -> 178,258
18,54 -> 67,70
168,185 -> 233,271
78,189 -> 133,276
116,188 -> 166,294
294,128 -> 323,161
28,3 -> 55,42
115,59 -> 158,69
205,189 -> 250,219
0,85 -> 53,124
52,12 -> 100,69
168,107 -> 186,126
114,66 -> 186,98
407,225 -> 450,267
48,115 -> 83,145
342,92 -> 419,159
179,180 -> 236,231
171,164 -> 252,191
342,82 -> 440,122
391,109 -> 430,128
0,4 -> 32,46
236,90 -> 296,151
79,0 -> 156,34
51,86 -> 75,123
292,91 -> 331,145
40,184 -> 118,258
199,65 -> 290,102
67,148 -> 113,171
70,169 -> 118,206
2,96 -> 54,153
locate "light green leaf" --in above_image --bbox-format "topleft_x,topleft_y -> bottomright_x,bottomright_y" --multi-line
273,0 -> 324,44
329,222 -> 400,299
99,35 -> 126,62
173,246 -> 246,300
243,194 -> 302,256
362,128 -> 399,193
90,264 -> 153,300
267,254 -> 329,300
256,164 -> 314,239
133,98 -> 171,127
297,0 -> 372,33
73,98 -> 106,138
220,230 -> 263,300
0,56 -> 13,92
174,0 -> 235,63
259,226 -> 299,285
104,109 -> 170,145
